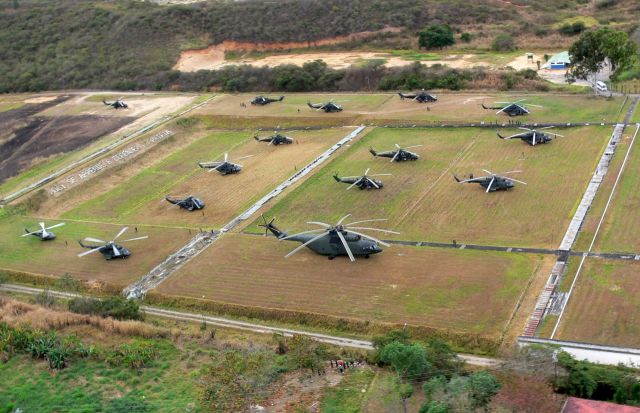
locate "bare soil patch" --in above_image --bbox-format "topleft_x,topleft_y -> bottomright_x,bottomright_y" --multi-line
0,115 -> 135,184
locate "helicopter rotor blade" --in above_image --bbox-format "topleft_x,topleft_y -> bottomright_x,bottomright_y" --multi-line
284,231 -> 329,258
112,244 -> 120,257
235,154 -> 255,161
84,237 -> 107,244
112,227 -> 129,242
508,178 -> 528,185
501,170 -> 522,175
306,221 -> 332,228
346,177 -> 364,190
538,126 -> 555,130
486,177 -> 495,193
78,247 -> 102,257
279,228 -> 326,241
364,168 -> 370,176
496,107 -> 507,115
39,222 -> 46,231
526,104 -> 544,108
22,229 -> 43,237
369,173 -> 392,177
120,236 -> 149,243
404,144 -> 423,149
345,218 -> 388,226
390,151 -> 400,163
532,132 -> 536,146
482,169 -> 494,175
224,153 -> 228,162
336,230 -> 355,262
500,132 -> 528,139
345,229 -> 390,248
45,223 -> 65,231
370,179 -> 380,189
546,132 -> 565,137
336,214 -> 352,225
346,226 -> 400,235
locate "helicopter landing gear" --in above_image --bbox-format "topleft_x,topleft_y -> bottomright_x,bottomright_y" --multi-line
328,256 -> 335,260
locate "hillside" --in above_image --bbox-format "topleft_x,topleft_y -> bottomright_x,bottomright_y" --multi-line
0,0 -> 637,92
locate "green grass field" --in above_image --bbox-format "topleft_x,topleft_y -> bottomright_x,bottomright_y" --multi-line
62,130 -> 248,224
250,126 -> 610,248
0,339 -> 201,413
0,215 -> 192,285
369,94 -> 627,124
62,128 -> 344,228
574,124 -> 640,253
553,258 -> 640,347
159,233 -> 541,338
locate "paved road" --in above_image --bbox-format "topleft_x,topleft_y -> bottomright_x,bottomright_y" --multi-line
0,283 -> 499,367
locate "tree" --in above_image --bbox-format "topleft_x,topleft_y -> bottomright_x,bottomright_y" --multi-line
378,341 -> 431,380
399,382 -> 414,413
567,27 -> 637,83
492,33 -> 516,51
467,370 -> 501,408
419,24 -> 455,49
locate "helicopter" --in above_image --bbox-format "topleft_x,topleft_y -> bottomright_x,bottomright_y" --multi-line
198,153 -> 254,175
497,127 -> 564,146
307,101 -> 343,113
22,222 -> 65,241
254,133 -> 294,145
454,169 -> 527,192
370,144 -> 422,162
259,214 -> 398,261
103,98 -> 128,109
481,99 -> 542,116
77,227 -> 148,260
165,195 -> 205,211
398,89 -> 437,103
250,96 -> 284,105
333,168 -> 390,190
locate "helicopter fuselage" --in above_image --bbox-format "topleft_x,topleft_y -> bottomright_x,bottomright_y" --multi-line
334,175 -> 384,189
288,231 -> 382,258
370,149 -> 419,161
25,229 -> 56,240
479,177 -> 514,191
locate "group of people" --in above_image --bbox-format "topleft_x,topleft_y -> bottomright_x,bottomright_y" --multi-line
329,359 -> 363,374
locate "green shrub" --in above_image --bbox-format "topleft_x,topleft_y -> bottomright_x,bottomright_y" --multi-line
106,342 -> 157,369
68,296 -> 142,320
460,32 -> 472,43
492,33 -> 516,51
419,24 -> 455,49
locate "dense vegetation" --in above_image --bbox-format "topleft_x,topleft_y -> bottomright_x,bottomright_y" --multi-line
0,0 -> 638,93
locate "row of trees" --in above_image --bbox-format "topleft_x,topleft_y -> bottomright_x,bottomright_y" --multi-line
373,331 -> 501,412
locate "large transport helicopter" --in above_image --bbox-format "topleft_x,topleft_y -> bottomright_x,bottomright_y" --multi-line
333,168 -> 390,190
259,214 -> 398,261
370,143 -> 422,162
454,169 -> 527,193
77,227 -> 148,260
250,95 -> 284,105
165,195 -> 205,211
198,153 -> 254,175
398,90 -> 437,103
103,98 -> 128,109
23,222 -> 65,241
497,127 -> 564,146
254,133 -> 294,145
307,101 -> 343,113
481,99 -> 542,116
